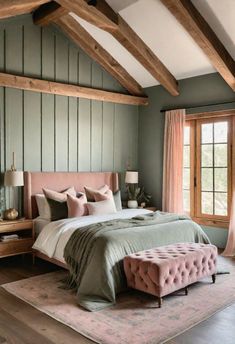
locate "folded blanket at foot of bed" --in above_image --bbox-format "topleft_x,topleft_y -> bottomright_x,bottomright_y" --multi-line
64,212 -> 210,311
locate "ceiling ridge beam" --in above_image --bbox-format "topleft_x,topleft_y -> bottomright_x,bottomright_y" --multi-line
0,71 -> 148,106
33,1 -> 68,26
54,0 -> 179,96
160,0 -> 235,91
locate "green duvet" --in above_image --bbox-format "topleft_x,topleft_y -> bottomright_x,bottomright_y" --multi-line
64,212 -> 210,311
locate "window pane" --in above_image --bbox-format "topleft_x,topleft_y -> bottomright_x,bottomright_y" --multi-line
201,123 -> 213,143
201,192 -> 213,214
184,146 -> 190,168
201,168 -> 213,191
214,144 -> 227,167
183,168 -> 190,189
183,190 -> 190,212
215,168 -> 227,192
184,126 -> 190,145
201,144 -> 213,167
214,122 -> 227,143
215,193 -> 227,216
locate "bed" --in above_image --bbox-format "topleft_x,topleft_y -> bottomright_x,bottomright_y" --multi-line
25,171 -> 210,311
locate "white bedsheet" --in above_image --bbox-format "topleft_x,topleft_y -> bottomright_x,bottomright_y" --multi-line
33,208 -> 151,263
33,217 -> 50,237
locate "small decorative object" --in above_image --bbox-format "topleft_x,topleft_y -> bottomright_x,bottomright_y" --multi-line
3,208 -> 18,220
4,152 -> 24,220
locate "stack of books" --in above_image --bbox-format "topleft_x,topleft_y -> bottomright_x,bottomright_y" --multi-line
0,234 -> 19,242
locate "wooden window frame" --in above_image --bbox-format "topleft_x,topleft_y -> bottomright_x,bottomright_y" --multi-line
186,111 -> 234,229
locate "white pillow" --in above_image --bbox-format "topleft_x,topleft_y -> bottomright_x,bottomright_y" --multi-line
86,199 -> 117,216
35,194 -> 51,220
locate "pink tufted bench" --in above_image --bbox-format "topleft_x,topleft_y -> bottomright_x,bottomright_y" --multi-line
124,243 -> 217,307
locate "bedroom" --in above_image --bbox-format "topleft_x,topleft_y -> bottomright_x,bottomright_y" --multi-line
0,0 -> 235,343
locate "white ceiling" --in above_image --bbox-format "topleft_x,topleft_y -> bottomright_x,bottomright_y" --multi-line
72,0 -> 235,88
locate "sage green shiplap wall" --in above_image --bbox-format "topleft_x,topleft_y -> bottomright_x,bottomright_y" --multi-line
0,15 -> 138,212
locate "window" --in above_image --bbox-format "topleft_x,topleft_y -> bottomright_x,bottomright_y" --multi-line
183,111 -> 234,228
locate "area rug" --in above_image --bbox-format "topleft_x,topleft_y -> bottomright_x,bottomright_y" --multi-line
2,259 -> 235,344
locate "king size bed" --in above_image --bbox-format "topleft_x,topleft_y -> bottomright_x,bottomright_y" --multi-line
24,171 -> 210,311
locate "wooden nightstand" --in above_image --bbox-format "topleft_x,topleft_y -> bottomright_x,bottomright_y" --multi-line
0,219 -> 34,258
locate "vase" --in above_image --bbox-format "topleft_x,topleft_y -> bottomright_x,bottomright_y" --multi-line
127,200 -> 138,209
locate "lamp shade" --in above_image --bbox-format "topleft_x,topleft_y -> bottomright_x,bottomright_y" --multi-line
125,171 -> 138,184
4,170 -> 24,187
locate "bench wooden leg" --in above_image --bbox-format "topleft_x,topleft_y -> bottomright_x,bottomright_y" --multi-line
185,286 -> 188,295
212,274 -> 216,284
158,297 -> 163,308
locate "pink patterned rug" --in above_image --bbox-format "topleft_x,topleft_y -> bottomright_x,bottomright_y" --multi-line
2,259 -> 235,344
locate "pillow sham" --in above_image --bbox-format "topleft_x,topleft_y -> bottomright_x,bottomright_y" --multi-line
67,193 -> 88,218
113,190 -> 122,211
35,194 -> 51,220
42,186 -> 76,221
93,189 -> 113,202
84,184 -> 109,201
86,199 -> 117,216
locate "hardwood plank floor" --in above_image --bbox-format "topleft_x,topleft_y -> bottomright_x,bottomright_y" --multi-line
0,255 -> 234,344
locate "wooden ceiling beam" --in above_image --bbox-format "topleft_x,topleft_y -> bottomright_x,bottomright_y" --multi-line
0,0 -> 50,20
33,2 -> 68,26
0,72 -> 148,106
54,0 -> 179,96
160,0 -> 235,92
52,15 -> 145,96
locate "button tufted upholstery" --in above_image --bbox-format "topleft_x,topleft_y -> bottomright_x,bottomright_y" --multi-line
124,243 -> 217,300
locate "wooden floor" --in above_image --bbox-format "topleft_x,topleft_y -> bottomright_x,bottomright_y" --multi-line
0,255 -> 235,344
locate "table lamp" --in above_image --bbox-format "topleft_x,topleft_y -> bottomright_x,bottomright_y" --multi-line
125,171 -> 139,208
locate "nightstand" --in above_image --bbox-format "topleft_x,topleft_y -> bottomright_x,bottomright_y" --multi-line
0,219 -> 34,258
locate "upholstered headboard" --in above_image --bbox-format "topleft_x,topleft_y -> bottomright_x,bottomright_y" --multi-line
24,171 -> 119,219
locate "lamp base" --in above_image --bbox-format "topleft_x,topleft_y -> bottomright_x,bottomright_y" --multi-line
127,200 -> 138,209
3,208 -> 18,221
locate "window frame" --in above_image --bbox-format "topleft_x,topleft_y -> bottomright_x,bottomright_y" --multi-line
185,111 -> 234,229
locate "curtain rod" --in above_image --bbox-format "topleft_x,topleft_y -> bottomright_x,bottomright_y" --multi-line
160,100 -> 235,113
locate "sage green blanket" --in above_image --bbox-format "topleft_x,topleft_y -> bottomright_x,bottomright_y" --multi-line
64,212 -> 209,311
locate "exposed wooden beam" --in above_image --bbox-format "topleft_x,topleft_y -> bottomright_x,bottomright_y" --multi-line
0,0 -> 50,20
160,0 -> 235,92
0,72 -> 148,106
55,15 -> 144,96
33,1 -> 68,26
55,0 -> 179,96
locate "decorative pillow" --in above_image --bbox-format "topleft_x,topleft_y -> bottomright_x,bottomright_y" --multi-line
35,194 -> 51,220
84,184 -> 109,201
86,199 -> 117,216
67,193 -> 88,218
42,186 -> 76,221
93,189 -> 113,202
113,190 -> 122,211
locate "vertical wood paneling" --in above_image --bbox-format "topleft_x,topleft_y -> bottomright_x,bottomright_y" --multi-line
41,27 -> 55,171
102,72 -> 114,172
0,15 -> 139,213
78,52 -> 91,171
23,25 -> 41,171
55,33 -> 69,171
68,45 -> 78,171
91,62 -> 102,171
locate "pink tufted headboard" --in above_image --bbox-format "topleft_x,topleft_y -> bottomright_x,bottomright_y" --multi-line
24,171 -> 119,219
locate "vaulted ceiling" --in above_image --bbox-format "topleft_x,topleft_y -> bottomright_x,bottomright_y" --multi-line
1,0 -> 235,97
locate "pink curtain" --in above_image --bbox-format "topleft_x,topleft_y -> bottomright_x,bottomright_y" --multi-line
162,109 -> 185,213
222,145 -> 235,256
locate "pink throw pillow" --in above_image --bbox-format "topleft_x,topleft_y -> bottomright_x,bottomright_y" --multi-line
84,184 -> 109,201
94,189 -> 113,202
67,193 -> 88,218
43,186 -> 76,202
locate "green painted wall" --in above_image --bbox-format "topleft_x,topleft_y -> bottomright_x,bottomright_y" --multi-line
0,15 -> 139,213
139,73 -> 235,247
